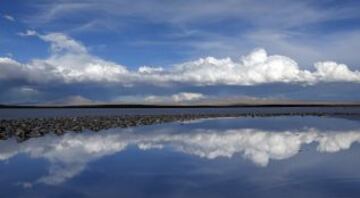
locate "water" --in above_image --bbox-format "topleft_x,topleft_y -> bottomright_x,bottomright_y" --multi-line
1,111 -> 360,197
1,107 -> 360,119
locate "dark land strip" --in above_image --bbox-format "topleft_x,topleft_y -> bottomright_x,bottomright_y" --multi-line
1,104 -> 360,108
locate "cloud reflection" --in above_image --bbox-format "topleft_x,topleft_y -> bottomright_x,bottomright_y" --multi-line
1,127 -> 360,185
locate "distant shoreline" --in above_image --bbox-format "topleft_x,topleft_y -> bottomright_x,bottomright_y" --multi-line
1,103 -> 360,109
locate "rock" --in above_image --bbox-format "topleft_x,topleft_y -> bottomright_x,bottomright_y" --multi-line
15,128 -> 26,142
54,128 -> 64,135
0,131 -> 7,140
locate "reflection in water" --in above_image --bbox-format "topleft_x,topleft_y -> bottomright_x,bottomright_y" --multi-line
1,126 -> 360,186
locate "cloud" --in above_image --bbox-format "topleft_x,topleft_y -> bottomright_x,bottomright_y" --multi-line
171,92 -> 204,102
2,127 -> 360,186
1,32 -> 360,87
26,1 -> 360,30
138,66 -> 164,74
145,92 -> 205,103
314,62 -> 360,82
3,14 -> 15,22
39,32 -> 87,54
0,57 -> 29,81
8,87 -> 40,99
10,0 -> 360,72
2,32 -> 129,84
45,95 -> 96,106
17,30 -> 37,37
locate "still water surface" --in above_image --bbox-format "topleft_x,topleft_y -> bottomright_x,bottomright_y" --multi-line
1,114 -> 360,197
1,107 -> 360,119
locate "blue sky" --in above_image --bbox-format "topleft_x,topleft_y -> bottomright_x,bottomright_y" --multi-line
1,0 -> 360,104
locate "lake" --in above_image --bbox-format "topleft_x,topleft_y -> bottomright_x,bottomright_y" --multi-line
1,108 -> 360,197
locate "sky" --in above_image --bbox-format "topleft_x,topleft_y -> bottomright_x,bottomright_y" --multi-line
1,0 -> 360,104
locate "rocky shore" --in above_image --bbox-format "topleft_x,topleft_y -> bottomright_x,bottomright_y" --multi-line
0,112 -> 359,142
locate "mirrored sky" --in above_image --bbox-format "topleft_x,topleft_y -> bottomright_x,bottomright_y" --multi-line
1,116 -> 360,197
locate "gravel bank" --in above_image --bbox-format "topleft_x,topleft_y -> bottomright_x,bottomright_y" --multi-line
1,112 -> 359,142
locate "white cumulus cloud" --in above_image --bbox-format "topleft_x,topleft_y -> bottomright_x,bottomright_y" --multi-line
172,92 -> 204,102
6,32 -> 130,84
1,32 -> 360,86
145,92 -> 205,103
17,30 -> 37,37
